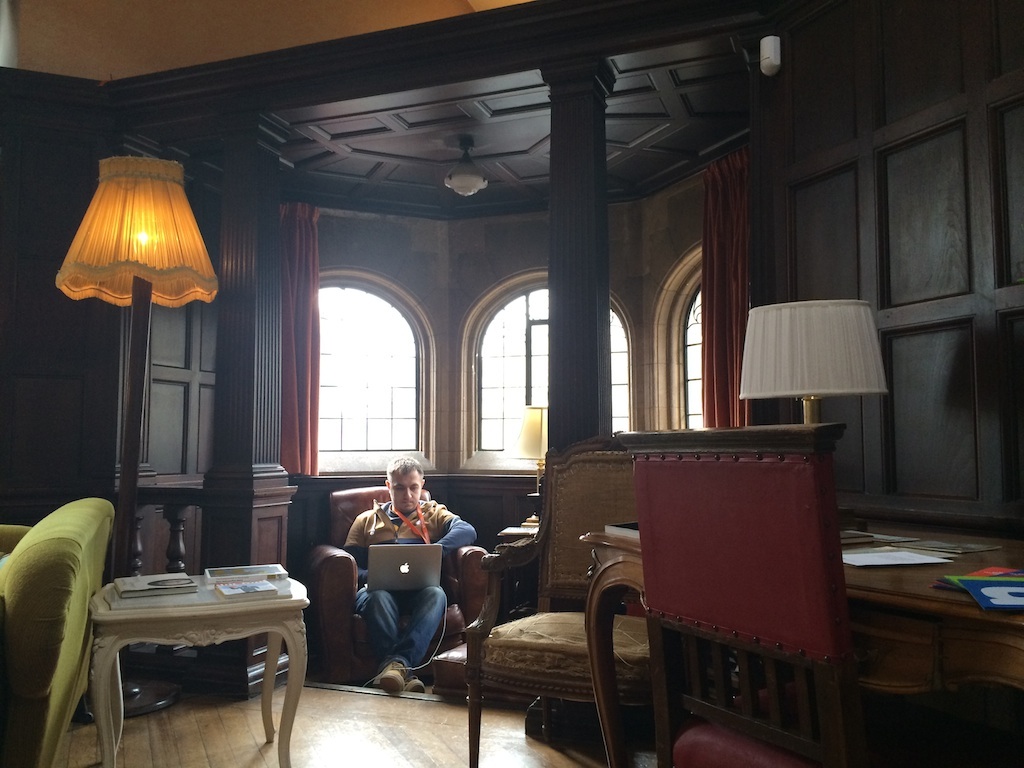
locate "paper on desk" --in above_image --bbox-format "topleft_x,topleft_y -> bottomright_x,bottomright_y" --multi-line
842,547 -> 953,567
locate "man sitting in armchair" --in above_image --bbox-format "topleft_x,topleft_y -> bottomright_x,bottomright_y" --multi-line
343,456 -> 477,693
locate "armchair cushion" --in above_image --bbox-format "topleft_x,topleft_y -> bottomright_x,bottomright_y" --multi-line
674,720 -> 818,768
481,612 -> 649,696
0,498 -> 114,768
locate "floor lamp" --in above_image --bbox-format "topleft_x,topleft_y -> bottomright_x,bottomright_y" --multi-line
738,299 -> 888,423
55,155 -> 219,713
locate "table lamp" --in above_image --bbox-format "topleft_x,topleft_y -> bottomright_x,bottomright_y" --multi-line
739,299 -> 887,424
514,406 -> 548,526
56,156 -> 218,578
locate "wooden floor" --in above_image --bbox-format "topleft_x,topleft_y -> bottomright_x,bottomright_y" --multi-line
58,683 -> 656,768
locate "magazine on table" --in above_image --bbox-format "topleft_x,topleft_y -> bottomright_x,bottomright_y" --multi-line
214,579 -> 290,600
204,563 -> 288,583
114,574 -> 199,598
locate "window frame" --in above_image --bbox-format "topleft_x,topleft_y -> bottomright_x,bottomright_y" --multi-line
652,245 -> 702,430
317,270 -> 435,474
460,270 -> 633,470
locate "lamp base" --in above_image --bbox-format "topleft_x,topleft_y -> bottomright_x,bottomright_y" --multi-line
123,678 -> 181,718
801,396 -> 822,424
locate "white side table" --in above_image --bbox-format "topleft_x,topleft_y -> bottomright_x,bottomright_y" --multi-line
89,576 -> 309,768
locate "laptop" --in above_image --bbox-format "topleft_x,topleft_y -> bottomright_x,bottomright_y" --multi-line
366,543 -> 443,592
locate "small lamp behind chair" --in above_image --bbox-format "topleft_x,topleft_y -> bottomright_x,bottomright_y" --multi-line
514,405 -> 548,527
739,299 -> 887,423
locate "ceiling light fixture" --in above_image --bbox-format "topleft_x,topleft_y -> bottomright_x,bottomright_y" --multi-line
444,136 -> 488,197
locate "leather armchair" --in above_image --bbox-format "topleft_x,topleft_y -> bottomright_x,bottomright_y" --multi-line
307,486 -> 488,685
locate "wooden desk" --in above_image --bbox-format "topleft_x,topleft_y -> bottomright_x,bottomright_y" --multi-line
582,526 -> 1024,768
844,526 -> 1024,694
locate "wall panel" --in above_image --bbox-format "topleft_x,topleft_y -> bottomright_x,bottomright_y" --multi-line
879,0 -> 963,124
1004,311 -> 1024,500
995,0 -> 1024,76
888,324 -> 977,499
790,0 -> 857,159
1001,102 -> 1024,284
882,126 -> 970,306
793,167 -> 859,299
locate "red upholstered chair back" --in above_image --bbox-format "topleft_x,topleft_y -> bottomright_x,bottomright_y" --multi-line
622,424 -> 867,768
634,442 -> 851,661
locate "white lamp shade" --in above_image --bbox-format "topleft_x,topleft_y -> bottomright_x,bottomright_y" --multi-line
739,299 -> 888,400
514,405 -> 548,460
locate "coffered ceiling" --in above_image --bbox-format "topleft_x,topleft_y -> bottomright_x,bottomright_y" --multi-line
109,0 -> 766,220
275,35 -> 752,218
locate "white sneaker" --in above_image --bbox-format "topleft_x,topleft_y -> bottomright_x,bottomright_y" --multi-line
373,661 -> 407,694
403,675 -> 426,694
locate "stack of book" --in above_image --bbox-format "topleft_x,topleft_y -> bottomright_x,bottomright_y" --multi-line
205,563 -> 290,601
113,574 -> 199,599
932,566 -> 1024,610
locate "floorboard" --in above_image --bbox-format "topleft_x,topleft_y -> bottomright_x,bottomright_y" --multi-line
58,684 -> 656,768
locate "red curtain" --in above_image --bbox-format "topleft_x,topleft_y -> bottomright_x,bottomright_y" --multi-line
701,146 -> 750,428
280,202 -> 321,475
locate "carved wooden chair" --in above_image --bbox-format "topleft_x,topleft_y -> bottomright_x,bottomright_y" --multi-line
625,424 -> 868,768
466,436 -> 651,768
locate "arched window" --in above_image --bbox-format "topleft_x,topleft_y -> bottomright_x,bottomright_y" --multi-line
610,310 -> 630,434
683,289 -> 703,428
477,286 -> 630,451
651,245 -> 701,430
318,286 -> 419,461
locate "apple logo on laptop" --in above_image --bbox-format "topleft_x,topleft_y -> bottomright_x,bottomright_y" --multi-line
400,562 -> 410,574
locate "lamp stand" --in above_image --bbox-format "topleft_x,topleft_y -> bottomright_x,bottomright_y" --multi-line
113,276 -> 151,579
801,396 -> 822,425
114,275 -> 181,717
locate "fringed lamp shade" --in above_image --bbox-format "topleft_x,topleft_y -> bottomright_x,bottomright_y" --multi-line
55,156 -> 218,307
739,299 -> 887,424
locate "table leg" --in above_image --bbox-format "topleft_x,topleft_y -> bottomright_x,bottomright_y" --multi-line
275,616 -> 308,768
262,632 -> 282,743
90,640 -> 126,768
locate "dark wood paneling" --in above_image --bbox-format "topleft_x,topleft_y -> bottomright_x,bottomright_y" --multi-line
790,0 -> 857,158
149,301 -> 216,477
995,0 -> 1024,75
1002,102 -> 1024,284
10,376 -> 82,480
1004,312 -> 1024,500
888,323 -> 977,499
880,0 -> 964,124
151,304 -> 189,368
198,383 -> 215,473
792,167 -> 860,299
882,126 -> 970,306
149,380 -> 187,473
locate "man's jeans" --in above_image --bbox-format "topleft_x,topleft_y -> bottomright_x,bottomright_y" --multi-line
354,585 -> 447,672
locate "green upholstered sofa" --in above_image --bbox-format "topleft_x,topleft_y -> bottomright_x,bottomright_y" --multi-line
0,497 -> 114,768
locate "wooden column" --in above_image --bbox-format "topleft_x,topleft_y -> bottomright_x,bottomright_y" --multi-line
200,115 -> 296,696
542,59 -> 616,452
